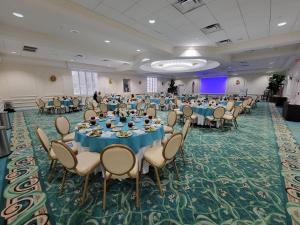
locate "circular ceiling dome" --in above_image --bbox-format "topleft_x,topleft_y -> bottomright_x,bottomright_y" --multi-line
140,59 -> 220,73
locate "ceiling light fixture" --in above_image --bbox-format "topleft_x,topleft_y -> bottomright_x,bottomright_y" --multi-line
142,58 -> 150,62
12,12 -> 24,18
277,22 -> 287,27
70,29 -> 80,34
148,19 -> 156,24
105,40 -> 111,43
11,51 -> 17,54
136,49 -> 141,52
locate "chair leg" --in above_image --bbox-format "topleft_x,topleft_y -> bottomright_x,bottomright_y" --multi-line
60,169 -> 67,195
81,174 -> 90,204
172,159 -> 180,180
102,178 -> 107,209
48,160 -> 56,182
180,147 -> 185,163
135,175 -> 140,207
154,167 -> 163,196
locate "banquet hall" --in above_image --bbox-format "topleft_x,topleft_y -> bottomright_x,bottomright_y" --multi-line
1,0 -> 300,224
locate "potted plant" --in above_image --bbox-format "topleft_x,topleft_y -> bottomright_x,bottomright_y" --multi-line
267,73 -> 287,106
167,79 -> 178,95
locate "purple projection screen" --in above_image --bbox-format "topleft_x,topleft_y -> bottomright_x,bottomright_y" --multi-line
200,77 -> 227,94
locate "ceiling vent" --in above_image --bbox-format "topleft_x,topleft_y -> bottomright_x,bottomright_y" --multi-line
102,59 -> 110,62
201,23 -> 222,34
217,39 -> 232,46
172,0 -> 205,14
23,45 -> 38,53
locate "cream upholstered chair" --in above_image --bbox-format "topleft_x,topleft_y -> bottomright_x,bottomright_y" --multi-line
53,98 -> 66,114
241,99 -> 249,112
143,133 -> 183,195
35,127 -> 77,181
182,105 -> 197,124
174,99 -> 183,118
51,141 -> 100,204
36,98 -> 45,113
100,144 -> 140,209
245,98 -> 255,113
70,98 -> 80,112
55,116 -> 75,142
146,106 -> 156,118
179,119 -> 191,162
205,107 -> 225,128
226,100 -> 235,112
136,101 -> 144,116
99,103 -> 108,113
118,103 -> 127,110
159,97 -> 165,111
223,106 -> 241,128
84,110 -> 97,122
92,100 -> 100,112
164,110 -> 177,134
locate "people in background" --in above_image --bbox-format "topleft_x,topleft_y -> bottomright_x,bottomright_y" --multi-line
93,91 -> 98,103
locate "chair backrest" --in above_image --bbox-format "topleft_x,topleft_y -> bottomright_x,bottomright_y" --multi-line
37,99 -> 45,108
183,105 -> 193,118
119,103 -> 127,110
213,107 -> 225,119
99,103 -> 108,113
163,133 -> 183,160
53,99 -> 61,107
72,98 -> 79,107
233,106 -> 241,118
226,101 -> 234,111
101,144 -> 135,176
182,119 -> 191,142
160,97 -> 165,105
96,95 -> 102,103
241,100 -> 248,107
55,116 -> 70,136
84,110 -> 97,121
146,107 -> 156,118
35,127 -> 50,152
52,141 -> 77,170
176,99 -> 182,106
85,97 -> 90,105
167,111 -> 177,127
136,102 -> 142,110
92,100 -> 98,110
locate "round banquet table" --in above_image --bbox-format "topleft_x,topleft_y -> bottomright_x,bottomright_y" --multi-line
108,102 -> 119,111
219,100 -> 242,106
75,116 -> 164,173
48,99 -> 73,107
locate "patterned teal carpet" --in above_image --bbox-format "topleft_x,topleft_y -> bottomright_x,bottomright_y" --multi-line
3,103 -> 292,224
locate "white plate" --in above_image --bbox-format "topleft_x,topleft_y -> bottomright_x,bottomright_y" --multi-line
116,131 -> 133,138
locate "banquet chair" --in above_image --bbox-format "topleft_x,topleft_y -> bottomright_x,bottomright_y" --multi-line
70,98 -> 80,112
53,98 -> 66,114
35,127 -> 77,182
146,106 -> 156,118
159,97 -> 166,111
84,110 -> 97,122
179,119 -> 191,162
99,103 -> 108,114
245,98 -> 255,113
241,99 -> 249,114
51,141 -> 100,204
164,110 -> 177,134
100,144 -> 140,209
36,98 -> 45,113
143,133 -> 183,195
96,95 -> 102,103
226,100 -> 235,112
136,101 -> 144,116
92,100 -> 100,112
223,106 -> 241,128
182,105 -> 197,124
205,107 -> 225,129
118,103 -> 127,110
41,98 -> 54,114
174,99 -> 183,118
55,116 -> 75,142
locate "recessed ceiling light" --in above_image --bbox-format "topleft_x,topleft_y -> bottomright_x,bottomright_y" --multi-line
11,51 -> 17,54
70,59 -> 74,62
105,40 -> 111,43
12,12 -> 24,18
277,22 -> 287,27
136,49 -> 141,52
70,29 -> 80,34
142,58 -> 150,62
269,62 -> 274,64
148,19 -> 156,24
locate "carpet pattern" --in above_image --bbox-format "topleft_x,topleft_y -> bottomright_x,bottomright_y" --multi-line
270,104 -> 300,225
0,103 -> 292,224
0,112 -> 51,225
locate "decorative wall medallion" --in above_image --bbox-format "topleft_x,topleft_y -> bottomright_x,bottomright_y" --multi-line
50,75 -> 56,82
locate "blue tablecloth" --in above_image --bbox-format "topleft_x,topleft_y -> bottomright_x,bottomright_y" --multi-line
48,99 -> 72,107
219,101 -> 242,106
150,98 -> 160,105
75,116 -> 164,154
108,103 -> 118,111
180,104 -> 214,117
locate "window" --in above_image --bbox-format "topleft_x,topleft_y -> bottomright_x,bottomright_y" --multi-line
71,71 -> 98,95
147,77 -> 157,93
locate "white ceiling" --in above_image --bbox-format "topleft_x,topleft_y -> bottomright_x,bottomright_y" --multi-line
0,0 -> 300,76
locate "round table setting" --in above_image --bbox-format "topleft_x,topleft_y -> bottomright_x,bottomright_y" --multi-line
74,114 -> 165,173
48,99 -> 73,107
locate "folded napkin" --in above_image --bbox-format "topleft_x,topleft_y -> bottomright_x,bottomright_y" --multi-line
102,131 -> 114,137
133,130 -> 145,135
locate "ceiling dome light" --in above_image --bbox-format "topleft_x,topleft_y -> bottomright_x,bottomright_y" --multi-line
142,58 -> 150,62
105,40 -> 111,43
11,51 -> 17,54
148,19 -> 156,24
140,59 -> 220,73
70,29 -> 80,34
12,12 -> 24,18
277,22 -> 287,27
136,49 -> 141,52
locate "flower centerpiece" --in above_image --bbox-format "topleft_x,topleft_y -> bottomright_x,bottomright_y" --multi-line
119,109 -> 129,122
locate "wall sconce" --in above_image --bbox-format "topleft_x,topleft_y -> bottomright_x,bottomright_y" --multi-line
139,80 -> 142,85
